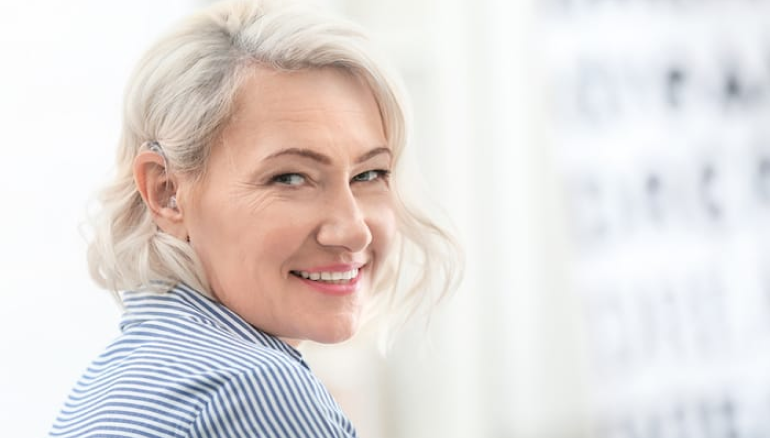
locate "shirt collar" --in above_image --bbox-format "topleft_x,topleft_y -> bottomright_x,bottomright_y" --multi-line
119,283 -> 307,367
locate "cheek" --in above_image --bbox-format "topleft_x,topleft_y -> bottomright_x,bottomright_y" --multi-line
368,197 -> 398,255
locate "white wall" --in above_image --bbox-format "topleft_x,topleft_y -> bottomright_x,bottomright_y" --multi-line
0,2 -> 200,436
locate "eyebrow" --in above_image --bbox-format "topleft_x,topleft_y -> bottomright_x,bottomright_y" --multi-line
263,146 -> 392,165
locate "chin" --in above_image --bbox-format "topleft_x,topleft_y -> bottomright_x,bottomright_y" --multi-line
309,320 -> 359,344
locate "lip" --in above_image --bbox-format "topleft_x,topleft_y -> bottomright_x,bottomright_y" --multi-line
292,264 -> 365,296
299,263 -> 365,273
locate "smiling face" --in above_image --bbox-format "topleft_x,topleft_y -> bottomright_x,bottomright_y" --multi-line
178,67 -> 396,345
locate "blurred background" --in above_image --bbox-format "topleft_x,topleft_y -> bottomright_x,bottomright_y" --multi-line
2,0 -> 770,437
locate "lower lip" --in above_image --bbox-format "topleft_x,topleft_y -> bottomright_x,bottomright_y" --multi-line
295,271 -> 363,296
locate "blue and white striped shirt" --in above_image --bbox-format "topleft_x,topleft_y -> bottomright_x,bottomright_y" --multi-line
49,284 -> 358,438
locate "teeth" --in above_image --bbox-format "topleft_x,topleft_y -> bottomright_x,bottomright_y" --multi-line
294,268 -> 359,282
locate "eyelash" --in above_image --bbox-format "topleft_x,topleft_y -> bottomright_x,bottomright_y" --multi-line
270,173 -> 307,186
270,169 -> 391,186
352,169 -> 391,183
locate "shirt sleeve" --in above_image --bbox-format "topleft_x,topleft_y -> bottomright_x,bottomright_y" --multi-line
186,364 -> 358,438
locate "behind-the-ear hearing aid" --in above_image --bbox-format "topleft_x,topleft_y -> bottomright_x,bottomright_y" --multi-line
147,140 -> 169,170
145,141 -> 177,211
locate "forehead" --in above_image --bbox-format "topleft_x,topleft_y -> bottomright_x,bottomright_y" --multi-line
233,66 -> 374,112
219,67 -> 386,157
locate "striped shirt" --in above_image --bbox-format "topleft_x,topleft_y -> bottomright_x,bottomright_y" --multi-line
49,284 -> 358,438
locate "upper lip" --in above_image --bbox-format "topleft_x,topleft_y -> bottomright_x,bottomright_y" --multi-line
293,263 -> 366,273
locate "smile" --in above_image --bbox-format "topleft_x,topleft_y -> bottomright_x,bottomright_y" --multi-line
291,268 -> 360,283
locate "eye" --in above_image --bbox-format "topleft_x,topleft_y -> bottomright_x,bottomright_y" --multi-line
271,173 -> 306,186
352,169 -> 390,183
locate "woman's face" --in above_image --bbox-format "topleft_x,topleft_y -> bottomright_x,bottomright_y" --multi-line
179,68 -> 396,345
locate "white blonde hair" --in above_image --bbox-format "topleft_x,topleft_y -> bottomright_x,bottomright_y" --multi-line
88,0 -> 462,328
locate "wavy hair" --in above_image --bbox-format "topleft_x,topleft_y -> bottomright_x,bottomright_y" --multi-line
88,0 -> 462,330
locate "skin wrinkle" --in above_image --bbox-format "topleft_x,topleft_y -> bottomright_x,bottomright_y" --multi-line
176,67 -> 396,345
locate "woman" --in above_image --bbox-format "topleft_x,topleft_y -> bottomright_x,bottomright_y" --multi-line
50,0 -> 460,437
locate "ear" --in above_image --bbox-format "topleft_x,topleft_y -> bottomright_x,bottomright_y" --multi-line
133,150 -> 188,241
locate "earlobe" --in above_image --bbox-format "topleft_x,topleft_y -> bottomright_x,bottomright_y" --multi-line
133,150 -> 188,240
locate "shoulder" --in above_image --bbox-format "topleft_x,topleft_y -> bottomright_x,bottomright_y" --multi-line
116,312 -> 307,379
120,324 -> 357,437
188,360 -> 357,438
53,290 -> 357,437
55,333 -> 355,437
176,347 -> 358,438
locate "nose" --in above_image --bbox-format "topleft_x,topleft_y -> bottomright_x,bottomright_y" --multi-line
316,187 -> 373,252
